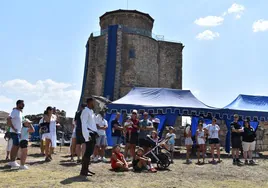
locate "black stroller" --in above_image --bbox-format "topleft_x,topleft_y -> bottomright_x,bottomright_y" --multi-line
144,135 -> 172,169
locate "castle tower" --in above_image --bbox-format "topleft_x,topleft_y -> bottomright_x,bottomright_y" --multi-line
79,10 -> 184,105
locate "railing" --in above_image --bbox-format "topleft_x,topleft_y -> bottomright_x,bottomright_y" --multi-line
91,25 -> 182,43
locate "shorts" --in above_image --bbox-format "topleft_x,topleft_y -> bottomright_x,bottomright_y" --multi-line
242,141 -> 256,152
185,137 -> 193,146
72,131 -> 76,138
130,132 -> 138,145
167,144 -> 175,151
197,138 -> 205,145
132,159 -> 147,172
6,138 -> 13,152
139,138 -> 151,148
209,138 -> 220,145
10,133 -> 20,146
112,136 -> 122,146
231,136 -> 242,149
42,133 -> 57,148
96,135 -> 107,146
76,130 -> 85,145
20,140 -> 28,149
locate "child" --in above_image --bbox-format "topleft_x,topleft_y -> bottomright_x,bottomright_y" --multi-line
124,116 -> 132,161
184,124 -> 193,164
111,145 -> 130,171
196,123 -> 205,164
19,118 -> 35,170
132,147 -> 157,173
166,127 -> 176,163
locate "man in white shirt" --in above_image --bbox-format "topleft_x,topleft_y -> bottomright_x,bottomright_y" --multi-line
93,110 -> 108,162
80,98 -> 98,177
7,100 -> 24,168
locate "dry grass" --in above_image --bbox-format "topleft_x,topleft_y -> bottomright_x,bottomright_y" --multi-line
1,144 -> 268,188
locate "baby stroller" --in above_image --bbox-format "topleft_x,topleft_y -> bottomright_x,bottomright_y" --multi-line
144,135 -> 172,169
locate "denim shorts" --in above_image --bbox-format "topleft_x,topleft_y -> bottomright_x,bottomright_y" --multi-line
10,133 -> 20,146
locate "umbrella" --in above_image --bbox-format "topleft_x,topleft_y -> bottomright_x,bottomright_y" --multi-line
92,95 -> 111,110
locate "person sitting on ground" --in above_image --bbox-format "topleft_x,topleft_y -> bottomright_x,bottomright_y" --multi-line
132,147 -> 157,173
19,118 -> 35,170
242,120 -> 256,165
184,124 -> 193,164
166,127 -> 176,163
196,123 -> 206,164
111,145 -> 131,171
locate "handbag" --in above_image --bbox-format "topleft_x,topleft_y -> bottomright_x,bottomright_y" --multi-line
4,131 -> 11,141
39,118 -> 50,134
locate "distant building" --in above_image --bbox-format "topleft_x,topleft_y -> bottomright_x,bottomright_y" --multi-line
79,9 -> 184,105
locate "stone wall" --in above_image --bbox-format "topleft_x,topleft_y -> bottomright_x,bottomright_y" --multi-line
158,41 -> 183,89
100,10 -> 153,33
119,33 -> 159,98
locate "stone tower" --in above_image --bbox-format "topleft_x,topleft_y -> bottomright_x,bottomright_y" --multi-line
79,10 -> 184,105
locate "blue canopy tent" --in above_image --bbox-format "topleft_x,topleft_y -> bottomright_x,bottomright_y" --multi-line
107,87 -> 220,116
106,87 -> 221,145
222,94 -> 268,153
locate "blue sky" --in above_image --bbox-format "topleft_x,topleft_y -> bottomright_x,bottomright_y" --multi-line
0,0 -> 268,117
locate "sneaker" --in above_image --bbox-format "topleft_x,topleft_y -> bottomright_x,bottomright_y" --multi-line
233,159 -> 237,165
186,159 -> 192,164
245,160 -> 249,165
249,160 -> 256,165
45,157 -> 51,162
8,161 -> 20,167
93,157 -> 98,162
70,157 -> 75,162
236,159 -> 243,164
77,159 -> 82,164
149,168 -> 157,173
102,157 -> 108,163
19,165 -> 29,170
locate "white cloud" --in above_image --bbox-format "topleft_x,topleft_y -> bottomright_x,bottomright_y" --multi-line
194,16 -> 224,27
253,19 -> 268,32
1,79 -> 80,117
227,3 -> 245,19
0,95 -> 13,103
227,3 -> 245,14
196,30 -> 220,40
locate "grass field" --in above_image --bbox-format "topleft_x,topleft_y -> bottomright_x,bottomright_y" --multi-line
1,143 -> 268,188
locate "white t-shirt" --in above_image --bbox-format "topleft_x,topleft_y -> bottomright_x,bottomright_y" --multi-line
9,109 -> 23,134
95,114 -> 108,136
185,126 -> 191,134
206,124 -> 220,139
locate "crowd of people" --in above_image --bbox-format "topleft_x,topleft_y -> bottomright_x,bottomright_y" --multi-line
4,98 -> 257,176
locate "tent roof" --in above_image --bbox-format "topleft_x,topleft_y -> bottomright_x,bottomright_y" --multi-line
223,94 -> 268,121
224,94 -> 268,112
108,87 -> 217,115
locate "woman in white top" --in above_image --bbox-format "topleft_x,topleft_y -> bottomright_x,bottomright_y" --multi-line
204,118 -> 221,163
184,124 -> 193,164
196,123 -> 205,164
40,106 -> 58,162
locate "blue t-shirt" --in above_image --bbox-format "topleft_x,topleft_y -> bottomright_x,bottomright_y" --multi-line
20,127 -> 29,141
166,133 -> 176,145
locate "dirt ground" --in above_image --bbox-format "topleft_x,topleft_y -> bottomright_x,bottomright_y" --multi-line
1,143 -> 268,188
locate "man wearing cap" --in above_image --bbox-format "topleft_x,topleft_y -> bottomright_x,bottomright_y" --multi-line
139,112 -> 154,153
231,114 -> 244,165
7,100 -> 24,168
74,103 -> 86,163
